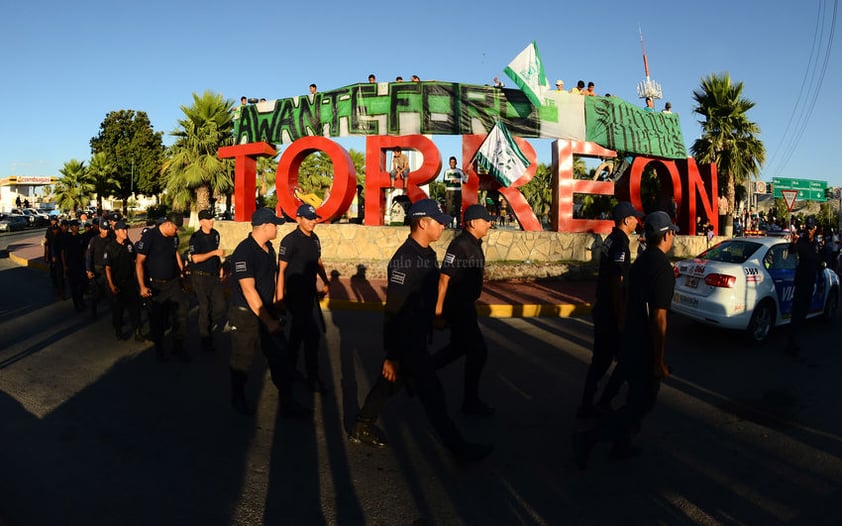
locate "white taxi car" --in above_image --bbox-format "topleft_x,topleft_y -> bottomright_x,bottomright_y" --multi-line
671,236 -> 839,342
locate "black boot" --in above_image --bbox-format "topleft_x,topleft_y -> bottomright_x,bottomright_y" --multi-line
230,369 -> 254,416
172,340 -> 192,363
134,329 -> 146,343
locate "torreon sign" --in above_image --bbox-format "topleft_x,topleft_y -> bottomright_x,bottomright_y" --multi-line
220,81 -> 717,235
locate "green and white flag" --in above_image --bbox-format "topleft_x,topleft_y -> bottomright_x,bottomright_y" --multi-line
503,41 -> 552,107
473,120 -> 531,187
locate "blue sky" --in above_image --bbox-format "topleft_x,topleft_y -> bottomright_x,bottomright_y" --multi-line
1,0 -> 839,187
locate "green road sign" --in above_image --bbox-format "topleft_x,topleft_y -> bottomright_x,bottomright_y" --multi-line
772,177 -> 827,202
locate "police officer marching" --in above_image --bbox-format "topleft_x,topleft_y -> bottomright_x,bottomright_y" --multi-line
86,218 -> 113,320
573,211 -> 678,469
787,216 -> 822,357
136,213 -> 191,363
188,209 -> 226,353
276,204 -> 331,393
227,208 -> 311,418
63,220 -> 88,312
104,221 -> 144,342
576,201 -> 643,418
431,204 -> 495,416
349,199 -> 493,463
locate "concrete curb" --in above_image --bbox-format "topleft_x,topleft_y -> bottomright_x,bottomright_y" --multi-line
8,242 -> 592,319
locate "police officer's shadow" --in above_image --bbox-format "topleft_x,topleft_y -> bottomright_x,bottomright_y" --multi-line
349,264 -> 381,303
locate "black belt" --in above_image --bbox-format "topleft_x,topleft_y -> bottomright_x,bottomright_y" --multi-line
149,277 -> 177,284
233,305 -> 251,313
192,270 -> 216,277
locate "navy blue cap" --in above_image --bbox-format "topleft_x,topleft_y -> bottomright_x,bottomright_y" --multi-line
464,204 -> 492,222
296,204 -> 320,220
612,201 -> 644,222
198,209 -> 214,220
157,213 -> 184,230
251,207 -> 285,226
113,221 -> 128,230
644,211 -> 679,236
408,199 -> 452,225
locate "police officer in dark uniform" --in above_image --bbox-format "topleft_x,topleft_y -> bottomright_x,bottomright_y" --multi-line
787,216 -> 822,357
136,213 -> 191,363
228,208 -> 310,418
576,201 -> 643,418
63,220 -> 88,312
44,217 -> 63,298
276,204 -> 331,393
104,221 -> 144,342
349,199 -> 493,463
188,209 -> 226,352
573,211 -> 677,469
431,204 -> 495,416
86,218 -> 112,319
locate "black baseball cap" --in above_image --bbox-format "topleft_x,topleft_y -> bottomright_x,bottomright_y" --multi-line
251,207 -> 285,226
296,204 -> 320,220
198,209 -> 214,221
612,201 -> 644,222
644,211 -> 679,236
464,204 -> 493,222
113,221 -> 128,230
408,199 -> 452,225
157,213 -> 184,230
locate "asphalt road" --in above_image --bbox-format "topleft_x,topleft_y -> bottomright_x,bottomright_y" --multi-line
0,257 -> 841,525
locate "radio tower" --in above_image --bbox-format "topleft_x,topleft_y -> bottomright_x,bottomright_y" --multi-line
636,28 -> 663,100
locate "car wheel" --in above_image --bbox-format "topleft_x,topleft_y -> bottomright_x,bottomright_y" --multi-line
747,300 -> 775,343
823,289 -> 838,322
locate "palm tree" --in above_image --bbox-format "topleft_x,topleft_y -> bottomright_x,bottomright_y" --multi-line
691,73 -> 766,236
87,152 -> 120,213
162,91 -> 235,221
54,159 -> 94,214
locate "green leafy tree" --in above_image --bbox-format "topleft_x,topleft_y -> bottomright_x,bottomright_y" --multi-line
90,110 -> 165,214
162,91 -> 235,214
54,159 -> 94,213
520,163 -> 553,226
87,152 -> 120,213
691,73 -> 766,236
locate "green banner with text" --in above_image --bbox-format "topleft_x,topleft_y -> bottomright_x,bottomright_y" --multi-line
233,81 -> 686,159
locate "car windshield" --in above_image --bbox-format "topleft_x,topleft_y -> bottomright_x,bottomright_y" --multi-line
697,240 -> 763,264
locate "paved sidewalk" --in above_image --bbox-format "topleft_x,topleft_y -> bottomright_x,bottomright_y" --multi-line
7,229 -> 594,317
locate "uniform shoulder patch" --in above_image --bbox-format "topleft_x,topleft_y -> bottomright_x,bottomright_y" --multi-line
444,252 -> 456,265
390,271 -> 406,285
234,261 -> 248,273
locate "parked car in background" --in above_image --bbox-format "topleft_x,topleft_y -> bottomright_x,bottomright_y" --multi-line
672,236 -> 839,343
25,208 -> 49,226
0,214 -> 29,232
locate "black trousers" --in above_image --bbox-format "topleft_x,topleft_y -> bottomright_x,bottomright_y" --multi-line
582,363 -> 661,447
430,310 -> 488,406
50,258 -> 65,297
445,190 -> 462,227
191,273 -> 226,338
67,266 -> 87,309
89,268 -> 111,316
228,306 -> 293,399
580,314 -> 622,408
286,295 -> 322,378
788,281 -> 812,344
357,345 -> 465,454
148,278 -> 189,349
112,281 -> 141,333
